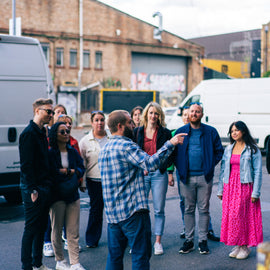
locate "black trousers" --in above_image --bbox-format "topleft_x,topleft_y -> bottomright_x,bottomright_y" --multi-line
21,188 -> 51,270
85,179 -> 104,246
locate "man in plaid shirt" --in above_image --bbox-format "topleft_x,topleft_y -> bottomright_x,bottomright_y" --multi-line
98,110 -> 186,270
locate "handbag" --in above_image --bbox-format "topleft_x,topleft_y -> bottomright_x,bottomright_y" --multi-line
58,172 -> 79,200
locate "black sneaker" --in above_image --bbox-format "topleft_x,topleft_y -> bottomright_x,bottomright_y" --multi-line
179,240 -> 194,254
207,230 -> 220,242
198,240 -> 210,254
180,230 -> 186,239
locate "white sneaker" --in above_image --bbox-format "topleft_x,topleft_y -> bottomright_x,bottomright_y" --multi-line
70,263 -> 86,270
33,265 -> 53,270
43,242 -> 54,257
154,242 -> 164,255
236,246 -> 251,259
64,240 -> 82,252
229,246 -> 240,258
56,260 -> 71,270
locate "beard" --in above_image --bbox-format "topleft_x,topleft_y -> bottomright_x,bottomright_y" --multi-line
123,126 -> 135,140
189,117 -> 201,125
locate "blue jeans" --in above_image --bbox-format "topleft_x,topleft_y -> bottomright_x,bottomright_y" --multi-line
85,178 -> 104,246
144,170 -> 168,236
176,172 -> 185,227
106,211 -> 152,270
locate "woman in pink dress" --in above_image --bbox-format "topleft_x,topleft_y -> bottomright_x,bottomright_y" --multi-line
218,121 -> 263,259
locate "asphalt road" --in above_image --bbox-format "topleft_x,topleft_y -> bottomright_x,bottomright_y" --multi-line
1,128 -> 270,270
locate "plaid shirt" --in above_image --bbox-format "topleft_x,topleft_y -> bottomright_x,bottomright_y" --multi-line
98,135 -> 174,224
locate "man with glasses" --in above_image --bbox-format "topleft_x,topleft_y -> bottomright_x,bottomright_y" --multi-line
19,98 -> 54,270
175,103 -> 224,255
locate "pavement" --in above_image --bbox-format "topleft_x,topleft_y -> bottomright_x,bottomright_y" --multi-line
0,127 -> 270,269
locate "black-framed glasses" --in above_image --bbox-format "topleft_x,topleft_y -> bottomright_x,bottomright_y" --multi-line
39,108 -> 55,115
58,129 -> 70,135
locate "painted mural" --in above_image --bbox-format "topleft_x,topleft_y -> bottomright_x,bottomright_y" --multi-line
131,73 -> 186,93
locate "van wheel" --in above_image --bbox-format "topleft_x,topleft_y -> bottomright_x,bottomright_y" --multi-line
4,192 -> 22,204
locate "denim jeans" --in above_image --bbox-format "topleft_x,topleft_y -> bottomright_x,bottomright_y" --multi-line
176,172 -> 185,226
106,211 -> 152,270
21,188 -> 50,270
180,176 -> 213,242
144,170 -> 168,236
85,178 -> 104,246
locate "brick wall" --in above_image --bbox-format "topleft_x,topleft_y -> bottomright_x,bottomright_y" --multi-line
0,0 -> 203,93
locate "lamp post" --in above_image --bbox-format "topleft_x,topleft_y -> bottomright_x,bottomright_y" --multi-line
265,25 -> 268,74
12,0 -> 16,35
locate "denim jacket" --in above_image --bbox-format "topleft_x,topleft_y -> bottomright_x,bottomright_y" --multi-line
218,143 -> 262,198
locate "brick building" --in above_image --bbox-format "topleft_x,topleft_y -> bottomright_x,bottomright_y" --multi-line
0,0 -> 203,116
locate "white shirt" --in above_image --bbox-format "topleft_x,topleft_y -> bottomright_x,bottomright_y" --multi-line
79,129 -> 110,186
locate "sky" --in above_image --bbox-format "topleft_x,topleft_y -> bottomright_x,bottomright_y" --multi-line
98,0 -> 270,39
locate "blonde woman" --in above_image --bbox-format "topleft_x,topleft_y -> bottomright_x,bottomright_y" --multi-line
134,102 -> 172,255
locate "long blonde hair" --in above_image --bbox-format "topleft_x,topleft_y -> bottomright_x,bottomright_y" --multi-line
141,102 -> 165,128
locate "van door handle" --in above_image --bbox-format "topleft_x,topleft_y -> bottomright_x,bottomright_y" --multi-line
205,116 -> 209,122
8,127 -> 17,142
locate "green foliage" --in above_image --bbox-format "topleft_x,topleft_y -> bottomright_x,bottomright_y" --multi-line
263,70 -> 270,77
101,77 -> 122,88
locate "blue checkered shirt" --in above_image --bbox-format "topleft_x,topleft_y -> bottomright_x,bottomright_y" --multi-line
98,135 -> 174,224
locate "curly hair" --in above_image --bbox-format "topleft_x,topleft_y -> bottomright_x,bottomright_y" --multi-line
49,121 -> 66,149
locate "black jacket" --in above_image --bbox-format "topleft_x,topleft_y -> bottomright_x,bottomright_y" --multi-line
49,145 -> 85,203
19,120 -> 52,192
134,125 -> 172,174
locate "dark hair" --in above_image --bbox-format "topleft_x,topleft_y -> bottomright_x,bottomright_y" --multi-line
49,122 -> 66,149
91,111 -> 105,122
130,106 -> 143,119
228,121 -> 258,153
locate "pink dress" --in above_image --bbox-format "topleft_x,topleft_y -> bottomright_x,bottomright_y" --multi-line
220,154 -> 263,246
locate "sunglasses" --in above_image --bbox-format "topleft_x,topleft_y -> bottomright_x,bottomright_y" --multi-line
91,110 -> 103,114
58,129 -> 70,135
189,102 -> 203,106
39,108 -> 55,115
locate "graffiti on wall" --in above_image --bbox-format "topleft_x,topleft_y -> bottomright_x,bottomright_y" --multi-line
131,73 -> 186,93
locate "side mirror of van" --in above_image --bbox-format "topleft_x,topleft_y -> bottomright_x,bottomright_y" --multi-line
177,107 -> 183,116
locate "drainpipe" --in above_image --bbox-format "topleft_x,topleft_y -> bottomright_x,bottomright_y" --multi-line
265,25 -> 269,74
12,0 -> 16,35
77,0 -> 83,126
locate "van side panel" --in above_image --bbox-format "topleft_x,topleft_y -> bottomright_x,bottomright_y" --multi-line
0,35 -> 54,201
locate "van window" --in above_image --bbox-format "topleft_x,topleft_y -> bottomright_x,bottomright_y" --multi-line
0,43 -> 46,77
182,95 -> 200,107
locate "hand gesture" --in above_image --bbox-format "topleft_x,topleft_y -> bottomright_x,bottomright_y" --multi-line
170,133 -> 188,146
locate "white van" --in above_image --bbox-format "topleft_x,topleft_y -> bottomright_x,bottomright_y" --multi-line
167,78 -> 270,150
0,34 -> 54,203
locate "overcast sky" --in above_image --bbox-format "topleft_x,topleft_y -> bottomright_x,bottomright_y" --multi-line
98,0 -> 270,39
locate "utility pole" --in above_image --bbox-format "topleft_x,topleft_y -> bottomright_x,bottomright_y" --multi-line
265,26 -> 269,74
12,0 -> 16,35
77,0 -> 83,126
